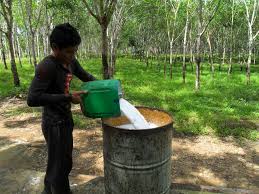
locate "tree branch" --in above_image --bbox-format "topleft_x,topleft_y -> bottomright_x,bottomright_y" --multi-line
0,1 -> 9,23
104,0 -> 110,12
82,0 -> 101,24
107,0 -> 117,24
243,0 -> 251,24
0,8 -> 4,17
19,0 -> 29,31
99,0 -> 104,17
0,27 -> 7,35
171,25 -> 185,44
35,1 -> 44,30
253,30 -> 259,40
251,0 -> 257,25
200,0 -> 222,37
93,1 -> 100,18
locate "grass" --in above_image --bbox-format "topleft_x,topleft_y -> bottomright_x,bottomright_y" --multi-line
0,57 -> 258,140
3,105 -> 41,118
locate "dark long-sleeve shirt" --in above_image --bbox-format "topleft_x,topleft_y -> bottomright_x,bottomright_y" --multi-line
27,55 -> 96,119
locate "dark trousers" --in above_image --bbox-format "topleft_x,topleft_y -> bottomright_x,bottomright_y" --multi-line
42,116 -> 74,194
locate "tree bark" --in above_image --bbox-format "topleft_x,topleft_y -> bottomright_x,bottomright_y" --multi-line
243,0 -> 259,84
0,32 -> 8,69
206,32 -> 214,75
26,31 -> 33,66
228,0 -> 235,75
170,41 -> 173,79
110,34 -> 117,77
254,48 -> 256,65
14,26 -> 22,67
195,0 -> 203,90
31,32 -> 37,67
189,27 -> 194,72
164,50 -> 167,78
101,25 -> 110,79
195,34 -> 201,90
182,1 -> 189,84
7,30 -> 20,86
1,1 -> 20,86
247,28 -> 252,85
146,50 -> 149,68
36,30 -> 40,58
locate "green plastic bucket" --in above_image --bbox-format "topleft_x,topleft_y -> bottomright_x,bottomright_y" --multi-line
81,79 -> 121,118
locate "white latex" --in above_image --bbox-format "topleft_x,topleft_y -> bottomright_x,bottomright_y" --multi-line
117,123 -> 158,129
119,98 -> 151,129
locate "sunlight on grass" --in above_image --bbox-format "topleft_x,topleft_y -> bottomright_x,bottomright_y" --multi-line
0,57 -> 258,140
3,105 -> 41,118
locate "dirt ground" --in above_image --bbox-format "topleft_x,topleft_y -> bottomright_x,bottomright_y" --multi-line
0,97 -> 258,194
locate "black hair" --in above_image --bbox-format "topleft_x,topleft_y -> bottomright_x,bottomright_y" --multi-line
50,23 -> 81,49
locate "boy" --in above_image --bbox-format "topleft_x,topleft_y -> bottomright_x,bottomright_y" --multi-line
27,23 -> 96,194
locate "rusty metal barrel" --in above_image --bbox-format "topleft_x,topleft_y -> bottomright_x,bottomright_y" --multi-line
102,107 -> 173,194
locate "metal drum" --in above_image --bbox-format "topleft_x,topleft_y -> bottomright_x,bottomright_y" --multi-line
102,107 -> 173,194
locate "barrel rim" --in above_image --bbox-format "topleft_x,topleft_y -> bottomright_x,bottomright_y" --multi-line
102,106 -> 173,132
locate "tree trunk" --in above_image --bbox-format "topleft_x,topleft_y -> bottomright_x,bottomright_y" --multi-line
14,27 -> 22,67
16,38 -> 22,68
111,51 -> 116,76
195,34 -> 201,90
110,35 -> 118,77
189,26 -> 194,72
26,31 -> 32,66
195,0 -> 202,90
206,33 -> 214,75
228,0 -> 235,75
169,41 -> 173,79
222,38 -> 226,65
31,32 -> 37,67
43,24 -> 50,57
101,25 -> 110,79
7,31 -> 20,86
43,30 -> 47,56
36,30 -> 40,58
0,33 -> 8,69
164,50 -> 167,78
247,29 -> 252,85
182,10 -> 189,84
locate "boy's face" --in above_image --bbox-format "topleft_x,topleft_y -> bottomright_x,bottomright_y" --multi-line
52,45 -> 79,65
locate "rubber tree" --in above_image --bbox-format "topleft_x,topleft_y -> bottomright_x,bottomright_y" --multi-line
182,0 -> 190,83
228,0 -> 236,75
82,0 -> 117,79
243,0 -> 259,85
194,0 -> 221,90
0,0 -> 20,86
19,0 -> 43,68
108,1 -> 129,77
164,0 -> 184,79
0,30 -> 8,69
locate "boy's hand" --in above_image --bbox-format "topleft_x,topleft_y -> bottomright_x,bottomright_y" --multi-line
71,91 -> 87,104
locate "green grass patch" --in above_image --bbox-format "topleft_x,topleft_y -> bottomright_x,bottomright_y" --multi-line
0,58 -> 258,140
0,58 -> 35,98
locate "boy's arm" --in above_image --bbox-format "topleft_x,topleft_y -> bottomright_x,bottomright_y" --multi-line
27,62 -> 72,107
73,59 -> 97,82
